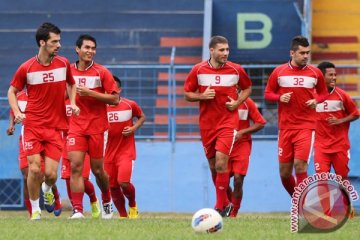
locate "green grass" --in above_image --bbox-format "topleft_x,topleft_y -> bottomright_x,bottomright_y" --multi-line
0,211 -> 359,240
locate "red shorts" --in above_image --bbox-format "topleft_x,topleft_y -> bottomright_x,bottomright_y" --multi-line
229,140 -> 252,175
314,149 -> 350,178
67,132 -> 105,159
104,159 -> 134,188
19,135 -> 45,171
22,126 -> 64,161
61,154 -> 91,180
278,129 -> 314,163
200,128 -> 237,159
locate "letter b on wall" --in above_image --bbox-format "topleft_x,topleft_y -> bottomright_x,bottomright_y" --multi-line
237,13 -> 272,49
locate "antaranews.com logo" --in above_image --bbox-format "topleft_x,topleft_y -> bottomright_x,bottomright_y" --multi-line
290,172 -> 358,233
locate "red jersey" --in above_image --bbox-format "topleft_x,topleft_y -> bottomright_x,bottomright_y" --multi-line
105,98 -> 142,163
264,62 -> 328,130
237,98 -> 267,142
315,87 -> 359,153
10,55 -> 75,129
184,60 -> 252,130
10,90 -> 28,118
69,61 -> 119,134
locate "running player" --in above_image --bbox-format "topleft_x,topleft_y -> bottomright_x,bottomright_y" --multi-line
229,97 -> 266,217
264,35 -> 328,197
184,35 -> 252,216
7,22 -> 79,220
68,34 -> 119,219
104,76 -> 145,219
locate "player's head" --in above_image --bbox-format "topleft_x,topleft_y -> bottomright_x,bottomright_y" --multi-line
35,22 -> 61,56
318,61 -> 336,90
208,36 -> 229,66
75,34 -> 97,62
290,35 -> 310,67
113,75 -> 122,94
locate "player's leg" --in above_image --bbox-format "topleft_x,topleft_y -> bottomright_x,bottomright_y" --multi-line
314,150 -> 332,216
333,151 -> 354,218
69,150 -> 86,218
118,159 -> 137,219
278,130 -> 296,196
82,153 -> 100,218
104,157 -> 127,218
27,154 -> 43,220
231,174 -> 245,218
42,156 -> 59,213
293,129 -> 314,186
88,132 -> 112,219
51,184 -> 62,216
21,167 -> 31,218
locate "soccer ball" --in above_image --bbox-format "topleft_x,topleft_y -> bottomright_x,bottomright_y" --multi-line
191,208 -> 223,233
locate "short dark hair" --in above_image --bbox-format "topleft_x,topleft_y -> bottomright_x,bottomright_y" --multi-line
209,35 -> 228,49
291,35 -> 310,51
75,34 -> 97,48
317,61 -> 336,75
113,75 -> 121,88
35,22 -> 61,47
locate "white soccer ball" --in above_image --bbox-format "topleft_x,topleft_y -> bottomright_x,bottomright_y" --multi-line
191,208 -> 223,233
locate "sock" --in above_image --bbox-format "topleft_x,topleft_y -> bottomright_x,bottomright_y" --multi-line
84,179 -> 97,203
30,198 -> 41,212
71,192 -> 84,213
24,198 -> 32,217
111,187 -> 127,217
121,183 -> 136,207
318,183 -> 331,216
101,189 -> 111,204
65,179 -> 73,205
281,175 -> 296,196
215,172 -> 230,210
41,182 -> 51,193
211,173 -> 216,186
52,185 -> 60,201
295,172 -> 308,186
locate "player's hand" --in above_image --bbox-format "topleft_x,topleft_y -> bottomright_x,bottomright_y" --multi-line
306,99 -> 317,109
225,96 -> 239,111
201,85 -> 215,100
327,114 -> 342,125
77,86 -> 91,96
122,126 -> 135,136
6,126 -> 15,135
279,92 -> 293,103
71,104 -> 80,116
14,113 -> 26,124
234,131 -> 243,141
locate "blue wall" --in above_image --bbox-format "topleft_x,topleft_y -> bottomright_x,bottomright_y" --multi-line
1,120 -> 359,213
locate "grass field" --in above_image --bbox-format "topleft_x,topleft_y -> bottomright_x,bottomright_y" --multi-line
0,211 -> 359,240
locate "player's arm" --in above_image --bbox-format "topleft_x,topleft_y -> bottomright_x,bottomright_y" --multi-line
327,94 -> 359,125
306,69 -> 329,108
122,110 -> 146,136
264,70 -> 282,102
6,110 -> 15,136
184,85 -> 215,102
226,87 -> 252,111
7,86 -> 25,124
77,86 -> 119,105
67,83 -> 80,116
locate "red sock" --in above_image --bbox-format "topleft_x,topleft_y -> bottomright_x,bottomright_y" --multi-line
84,179 -> 97,203
121,183 -> 136,207
111,187 -> 127,217
101,189 -> 111,204
230,193 -> 241,217
215,172 -> 229,210
211,173 -> 216,186
71,192 -> 84,213
65,179 -> 73,205
24,198 -> 32,217
296,172 -> 308,186
281,175 -> 295,196
52,185 -> 60,201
